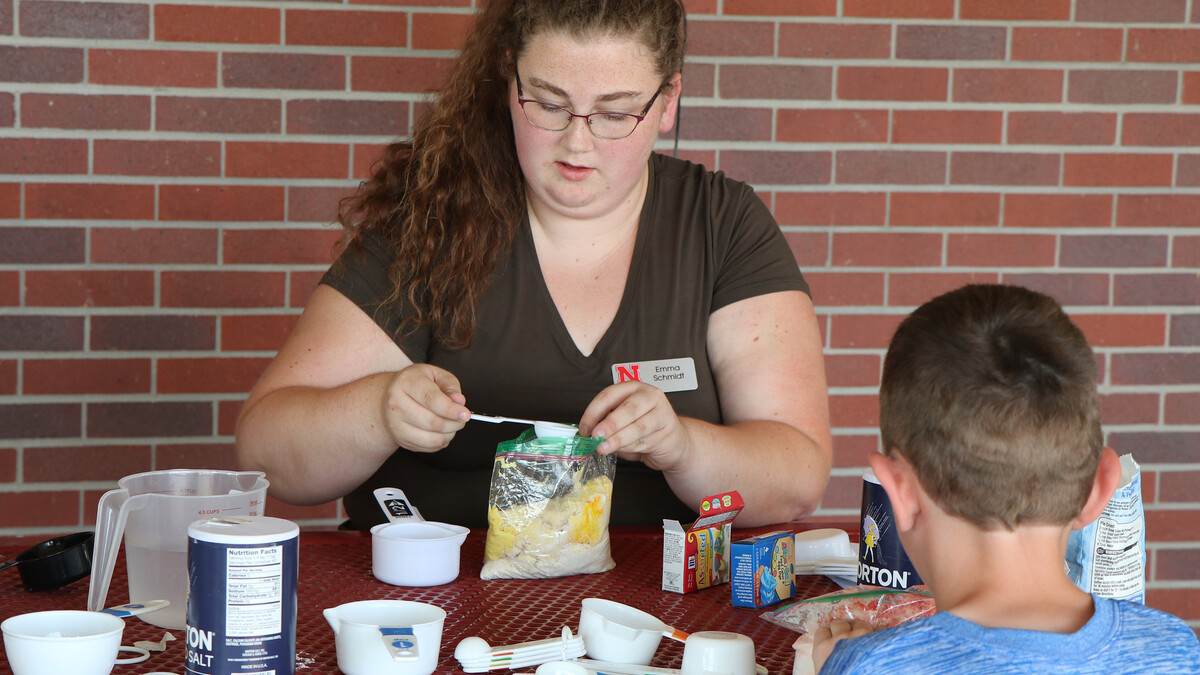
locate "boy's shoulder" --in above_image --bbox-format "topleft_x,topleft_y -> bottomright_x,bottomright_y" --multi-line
821,596 -> 1200,674
1105,595 -> 1198,642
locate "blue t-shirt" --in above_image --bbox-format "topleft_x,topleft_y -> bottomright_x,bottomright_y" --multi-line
822,595 -> 1200,674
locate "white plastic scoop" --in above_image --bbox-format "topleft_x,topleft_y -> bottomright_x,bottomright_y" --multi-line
470,414 -> 579,438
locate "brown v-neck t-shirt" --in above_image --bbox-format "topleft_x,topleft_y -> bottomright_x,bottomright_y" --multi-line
322,153 -> 810,529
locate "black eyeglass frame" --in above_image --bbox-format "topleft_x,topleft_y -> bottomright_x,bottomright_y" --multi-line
514,65 -> 664,140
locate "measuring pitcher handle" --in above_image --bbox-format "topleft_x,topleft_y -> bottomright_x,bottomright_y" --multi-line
87,488 -> 143,613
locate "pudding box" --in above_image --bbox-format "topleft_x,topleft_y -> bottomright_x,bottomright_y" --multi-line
662,491 -> 744,594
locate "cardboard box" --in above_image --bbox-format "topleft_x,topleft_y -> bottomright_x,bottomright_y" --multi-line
731,530 -> 795,608
662,491 -> 744,594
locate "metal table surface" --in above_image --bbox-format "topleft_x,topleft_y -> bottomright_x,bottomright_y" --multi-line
0,526 -> 852,674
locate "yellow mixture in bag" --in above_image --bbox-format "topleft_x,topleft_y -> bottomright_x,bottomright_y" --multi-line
482,474 -> 615,578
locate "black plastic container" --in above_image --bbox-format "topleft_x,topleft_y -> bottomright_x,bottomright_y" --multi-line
0,531 -> 94,591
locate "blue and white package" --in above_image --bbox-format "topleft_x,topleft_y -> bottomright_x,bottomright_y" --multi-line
186,516 -> 299,675
731,530 -> 794,608
1066,454 -> 1145,603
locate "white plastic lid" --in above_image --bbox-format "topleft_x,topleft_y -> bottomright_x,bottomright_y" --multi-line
188,516 -> 299,544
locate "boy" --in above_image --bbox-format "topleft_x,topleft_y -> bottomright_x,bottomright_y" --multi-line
814,284 -> 1200,673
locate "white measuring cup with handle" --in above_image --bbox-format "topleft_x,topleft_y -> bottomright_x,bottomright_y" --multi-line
324,600 -> 446,675
87,469 -> 268,630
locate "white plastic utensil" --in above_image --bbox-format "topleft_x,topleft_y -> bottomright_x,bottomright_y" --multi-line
572,659 -> 683,675
100,600 -> 170,619
470,414 -> 579,438
470,413 -> 539,425
455,626 -> 586,672
575,658 -> 770,675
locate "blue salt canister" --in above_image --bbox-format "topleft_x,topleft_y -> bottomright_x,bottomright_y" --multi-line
858,469 -> 923,590
185,516 -> 299,675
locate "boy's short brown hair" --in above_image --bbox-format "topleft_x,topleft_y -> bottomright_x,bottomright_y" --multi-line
879,284 -> 1103,529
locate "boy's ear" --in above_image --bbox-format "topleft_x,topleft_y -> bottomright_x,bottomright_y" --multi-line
1072,447 -> 1122,530
868,451 -> 921,532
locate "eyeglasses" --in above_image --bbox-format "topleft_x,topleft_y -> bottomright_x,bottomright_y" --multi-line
515,65 -> 662,140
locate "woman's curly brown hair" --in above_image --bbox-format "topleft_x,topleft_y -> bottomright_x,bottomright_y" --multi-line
337,0 -> 686,349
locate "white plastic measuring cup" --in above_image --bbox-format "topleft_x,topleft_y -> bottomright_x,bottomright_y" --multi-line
324,600 -> 446,675
371,487 -> 469,586
87,469 -> 268,630
578,598 -> 690,664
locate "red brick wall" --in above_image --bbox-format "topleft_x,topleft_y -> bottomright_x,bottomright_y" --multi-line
1,0 -> 1197,626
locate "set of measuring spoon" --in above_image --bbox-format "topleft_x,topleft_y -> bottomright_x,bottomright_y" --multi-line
453,598 -> 763,675
454,626 -> 586,672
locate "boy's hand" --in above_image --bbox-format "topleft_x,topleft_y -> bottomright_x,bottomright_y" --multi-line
812,619 -> 873,672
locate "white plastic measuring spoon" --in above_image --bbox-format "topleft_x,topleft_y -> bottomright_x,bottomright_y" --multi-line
470,414 -> 580,438
456,626 -> 586,672
470,413 -> 539,425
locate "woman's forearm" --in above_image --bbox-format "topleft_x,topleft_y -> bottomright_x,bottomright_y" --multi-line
234,372 -> 400,505
663,417 -> 831,527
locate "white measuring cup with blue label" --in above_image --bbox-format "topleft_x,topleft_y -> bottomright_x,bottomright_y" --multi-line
323,600 -> 446,675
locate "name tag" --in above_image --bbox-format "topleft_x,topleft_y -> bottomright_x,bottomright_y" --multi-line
611,357 -> 698,393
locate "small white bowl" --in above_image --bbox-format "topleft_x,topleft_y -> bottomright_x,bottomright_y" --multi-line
681,631 -> 756,675
793,528 -> 855,564
2,610 -> 125,675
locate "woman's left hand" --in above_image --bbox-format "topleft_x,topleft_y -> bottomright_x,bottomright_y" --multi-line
578,380 -> 691,471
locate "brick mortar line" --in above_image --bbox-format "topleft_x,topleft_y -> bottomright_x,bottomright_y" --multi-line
0,351 -> 295,358
18,13 -> 1200,29
9,437 -> 238,448
0,36 -> 464,56
4,303 -> 1195,312
8,41 -> 1200,70
0,392 -> 244,400
1150,542 -> 1200,550
6,87 -> 1200,112
8,178 -> 1200,196
0,306 -> 310,313
5,306 -> 1196,317
2,85 -> 425,104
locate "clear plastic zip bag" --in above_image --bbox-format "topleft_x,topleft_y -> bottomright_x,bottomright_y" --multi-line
481,429 -> 617,580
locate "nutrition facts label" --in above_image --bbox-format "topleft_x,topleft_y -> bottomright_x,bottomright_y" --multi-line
225,545 -> 284,637
1090,514 -> 1145,599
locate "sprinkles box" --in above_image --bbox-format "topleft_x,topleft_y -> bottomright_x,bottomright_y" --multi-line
662,491 -> 745,594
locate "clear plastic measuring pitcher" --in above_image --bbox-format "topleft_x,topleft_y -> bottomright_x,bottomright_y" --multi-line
86,469 -> 269,630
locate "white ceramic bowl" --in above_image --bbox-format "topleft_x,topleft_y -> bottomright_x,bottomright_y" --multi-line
1,610 -> 125,675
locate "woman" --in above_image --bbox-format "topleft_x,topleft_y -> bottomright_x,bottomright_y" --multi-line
235,0 -> 832,529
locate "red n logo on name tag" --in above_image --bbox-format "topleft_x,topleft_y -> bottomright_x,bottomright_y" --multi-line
615,364 -> 641,382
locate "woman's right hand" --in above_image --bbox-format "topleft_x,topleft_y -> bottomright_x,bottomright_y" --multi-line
236,286 -> 466,505
380,363 -> 470,453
